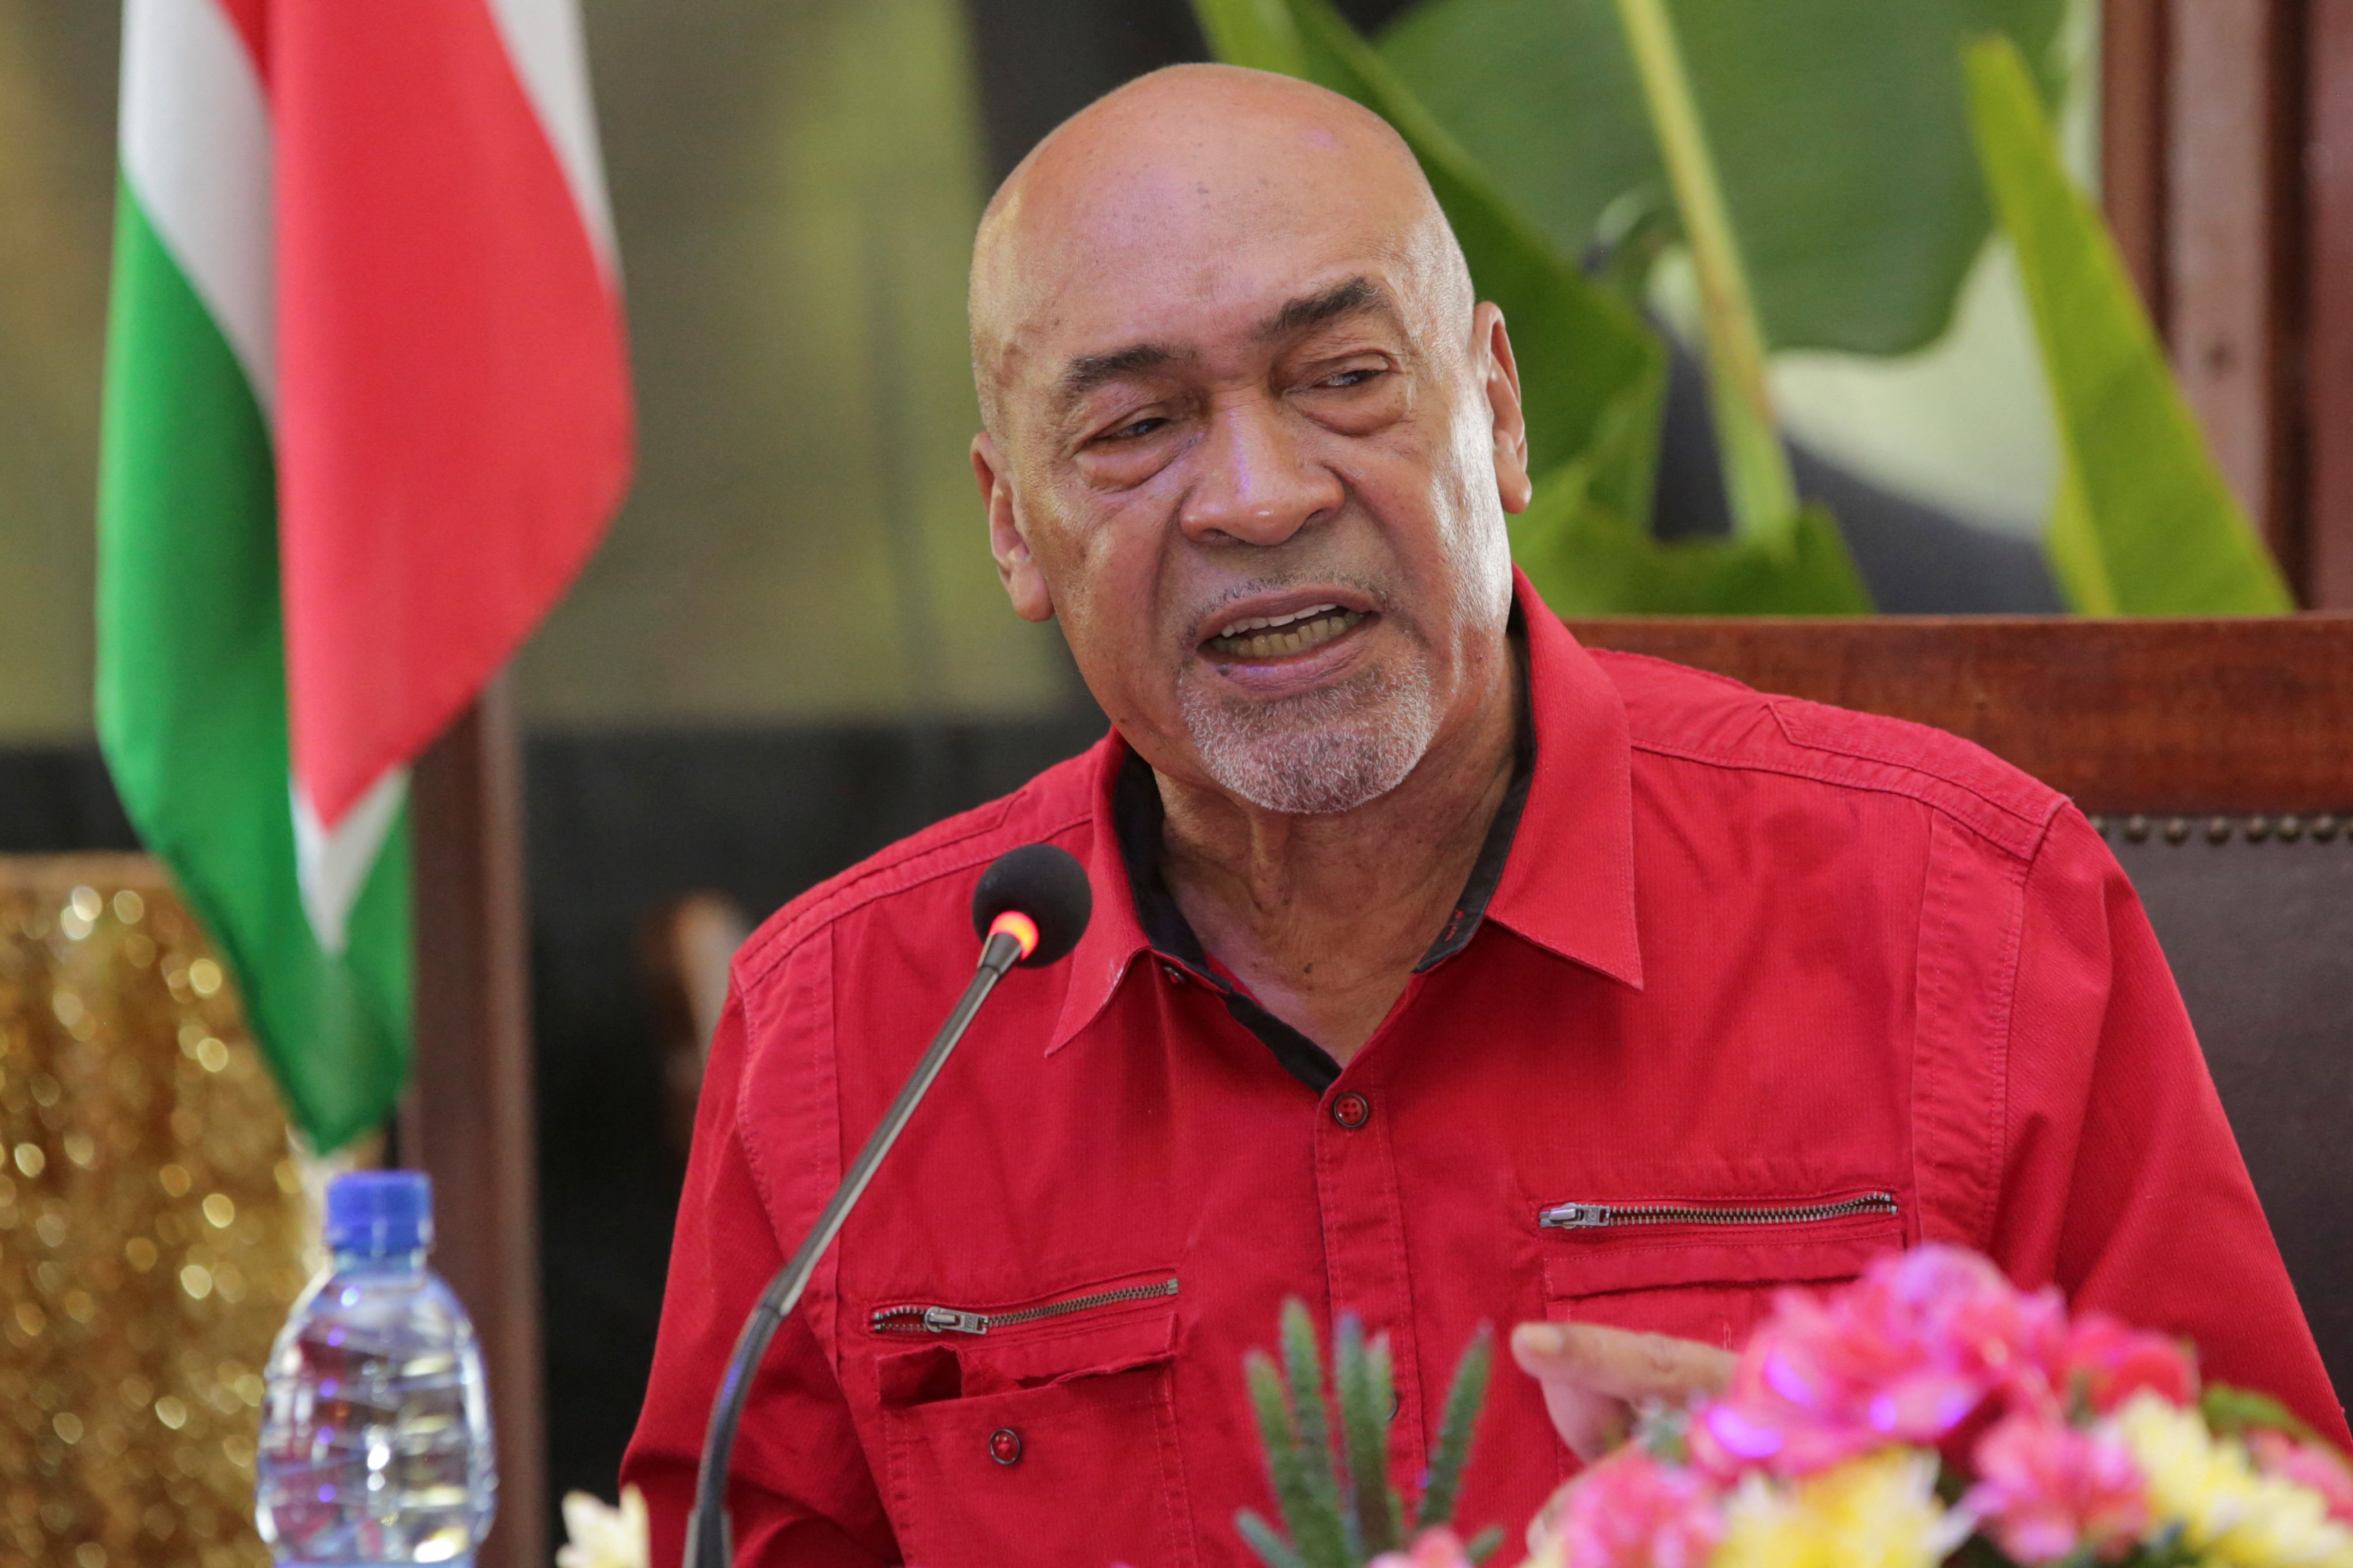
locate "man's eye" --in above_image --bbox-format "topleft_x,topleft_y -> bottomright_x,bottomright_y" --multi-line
1320,366 -> 1381,389
1102,416 -> 1168,442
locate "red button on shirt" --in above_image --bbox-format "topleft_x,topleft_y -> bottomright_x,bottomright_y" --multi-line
625,569 -> 2344,1568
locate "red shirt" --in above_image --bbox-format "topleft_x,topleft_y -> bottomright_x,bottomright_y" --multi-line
625,572 -> 2345,1567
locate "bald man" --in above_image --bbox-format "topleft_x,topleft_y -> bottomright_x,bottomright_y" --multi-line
625,65 -> 2341,1566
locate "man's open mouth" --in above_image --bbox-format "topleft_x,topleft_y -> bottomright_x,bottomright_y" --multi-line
1202,603 -> 1369,661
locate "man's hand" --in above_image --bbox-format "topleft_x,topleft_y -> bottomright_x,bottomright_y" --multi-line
1509,1321 -> 1738,1463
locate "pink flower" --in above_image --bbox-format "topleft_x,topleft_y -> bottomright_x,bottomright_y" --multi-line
1367,1526 -> 1478,1568
2249,1430 -> 2353,1525
1694,1245 -> 2064,1477
2046,1312 -> 2197,1415
1529,1444 -> 1723,1568
1962,1411 -> 2149,1564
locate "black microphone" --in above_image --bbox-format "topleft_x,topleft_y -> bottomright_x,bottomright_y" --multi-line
684,843 -> 1092,1568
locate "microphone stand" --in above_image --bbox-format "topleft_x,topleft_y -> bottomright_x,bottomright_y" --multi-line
683,925 -> 1028,1568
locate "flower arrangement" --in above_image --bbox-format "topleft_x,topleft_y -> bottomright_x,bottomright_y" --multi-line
1286,1245 -> 2353,1568
555,1484 -> 649,1568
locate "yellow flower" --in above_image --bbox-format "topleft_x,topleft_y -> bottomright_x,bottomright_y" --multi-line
1518,1529 -> 1567,1568
2114,1394 -> 2353,1568
556,1485 -> 650,1568
1712,1449 -> 1967,1568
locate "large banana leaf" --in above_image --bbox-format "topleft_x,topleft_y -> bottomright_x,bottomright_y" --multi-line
1189,0 -> 1873,613
1964,37 -> 2293,615
1379,0 -> 2065,356
1518,493 -> 1869,614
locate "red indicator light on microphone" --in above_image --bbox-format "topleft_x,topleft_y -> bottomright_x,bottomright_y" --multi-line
988,910 -> 1040,960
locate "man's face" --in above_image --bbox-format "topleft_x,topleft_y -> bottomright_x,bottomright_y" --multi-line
973,128 -> 1528,813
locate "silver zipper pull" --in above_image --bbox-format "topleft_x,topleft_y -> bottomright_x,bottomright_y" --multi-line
922,1307 -> 989,1334
1540,1202 -> 1612,1229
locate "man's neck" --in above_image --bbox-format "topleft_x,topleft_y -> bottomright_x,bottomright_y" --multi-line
1154,645 -> 1522,1064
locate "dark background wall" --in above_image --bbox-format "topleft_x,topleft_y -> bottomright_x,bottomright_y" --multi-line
524,718 -> 1104,1509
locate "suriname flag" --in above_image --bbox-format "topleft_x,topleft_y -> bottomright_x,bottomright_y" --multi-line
97,0 -> 632,1151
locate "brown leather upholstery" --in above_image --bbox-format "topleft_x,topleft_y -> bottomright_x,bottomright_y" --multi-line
2115,830 -> 2353,1401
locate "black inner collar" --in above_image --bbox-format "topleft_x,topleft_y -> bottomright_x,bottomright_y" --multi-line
1112,634 -> 1535,1093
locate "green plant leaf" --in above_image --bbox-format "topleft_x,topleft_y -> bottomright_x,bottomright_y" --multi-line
1281,1300 -> 1357,1561
1963,35 -> 2294,615
1245,1347 -> 1351,1568
1515,484 -> 1870,614
1193,0 -> 1309,75
1609,0 -> 1798,549
1237,1509 -> 1313,1568
1380,0 -> 2067,355
1334,1315 -> 1404,1556
1463,1524 -> 1508,1565
2201,1383 -> 2326,1448
2042,460 -> 2114,615
1239,1304 -> 1512,1565
1413,1322 -> 1492,1532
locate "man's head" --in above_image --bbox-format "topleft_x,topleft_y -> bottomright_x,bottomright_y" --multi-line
969,64 -> 1532,816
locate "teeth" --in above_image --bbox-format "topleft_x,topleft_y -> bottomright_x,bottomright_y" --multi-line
1206,607 -> 1365,661
1215,603 -> 1341,639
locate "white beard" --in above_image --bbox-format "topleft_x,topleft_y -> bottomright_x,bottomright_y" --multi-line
1179,657 -> 1439,816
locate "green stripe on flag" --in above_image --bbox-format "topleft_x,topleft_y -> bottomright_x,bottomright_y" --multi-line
97,182 -> 410,1152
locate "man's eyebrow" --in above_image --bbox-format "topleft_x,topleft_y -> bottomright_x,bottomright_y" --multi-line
1254,276 -> 1392,342
1047,278 -> 1393,415
1054,342 -> 1187,413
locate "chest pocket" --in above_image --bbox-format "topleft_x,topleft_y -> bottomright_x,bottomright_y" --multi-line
870,1277 -> 1196,1568
1537,1190 -> 1907,1352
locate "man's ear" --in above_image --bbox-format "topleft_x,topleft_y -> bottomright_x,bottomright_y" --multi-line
1478,302 -> 1534,514
973,432 -> 1055,622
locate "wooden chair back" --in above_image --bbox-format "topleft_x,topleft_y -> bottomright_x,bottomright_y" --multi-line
634,891 -> 751,1164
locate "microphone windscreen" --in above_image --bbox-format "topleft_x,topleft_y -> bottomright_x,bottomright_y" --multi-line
970,844 -> 1093,967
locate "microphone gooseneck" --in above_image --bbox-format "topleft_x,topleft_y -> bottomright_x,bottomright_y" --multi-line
684,844 -> 1091,1568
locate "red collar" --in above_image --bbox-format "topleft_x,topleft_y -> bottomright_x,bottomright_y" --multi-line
1045,565 -> 1644,1055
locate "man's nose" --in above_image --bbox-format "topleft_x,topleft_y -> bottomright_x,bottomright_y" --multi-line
1176,393 -> 1343,547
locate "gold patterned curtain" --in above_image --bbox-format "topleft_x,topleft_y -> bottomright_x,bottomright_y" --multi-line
1,854 -> 326,1568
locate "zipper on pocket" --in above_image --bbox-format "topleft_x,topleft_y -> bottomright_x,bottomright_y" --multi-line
870,1276 -> 1179,1336
1539,1191 -> 1898,1231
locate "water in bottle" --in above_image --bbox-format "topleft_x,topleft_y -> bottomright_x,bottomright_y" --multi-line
255,1170 -> 497,1567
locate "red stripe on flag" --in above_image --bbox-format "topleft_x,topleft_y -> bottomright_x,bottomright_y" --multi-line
275,0 -> 631,825
214,0 -> 268,80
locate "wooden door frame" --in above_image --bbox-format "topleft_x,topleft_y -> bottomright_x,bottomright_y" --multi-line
2102,0 -> 2353,607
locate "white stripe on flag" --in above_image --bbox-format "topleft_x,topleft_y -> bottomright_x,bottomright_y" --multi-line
292,770 -> 407,956
119,0 -> 276,416
480,0 -> 622,278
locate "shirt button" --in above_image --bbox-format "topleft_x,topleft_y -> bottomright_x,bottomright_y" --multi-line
988,1427 -> 1023,1466
1331,1092 -> 1371,1129
1161,963 -> 1186,986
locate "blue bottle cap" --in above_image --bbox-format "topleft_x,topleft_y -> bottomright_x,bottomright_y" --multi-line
325,1169 -> 434,1256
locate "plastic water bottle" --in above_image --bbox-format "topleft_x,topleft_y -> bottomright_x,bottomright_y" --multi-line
255,1171 -> 497,1567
